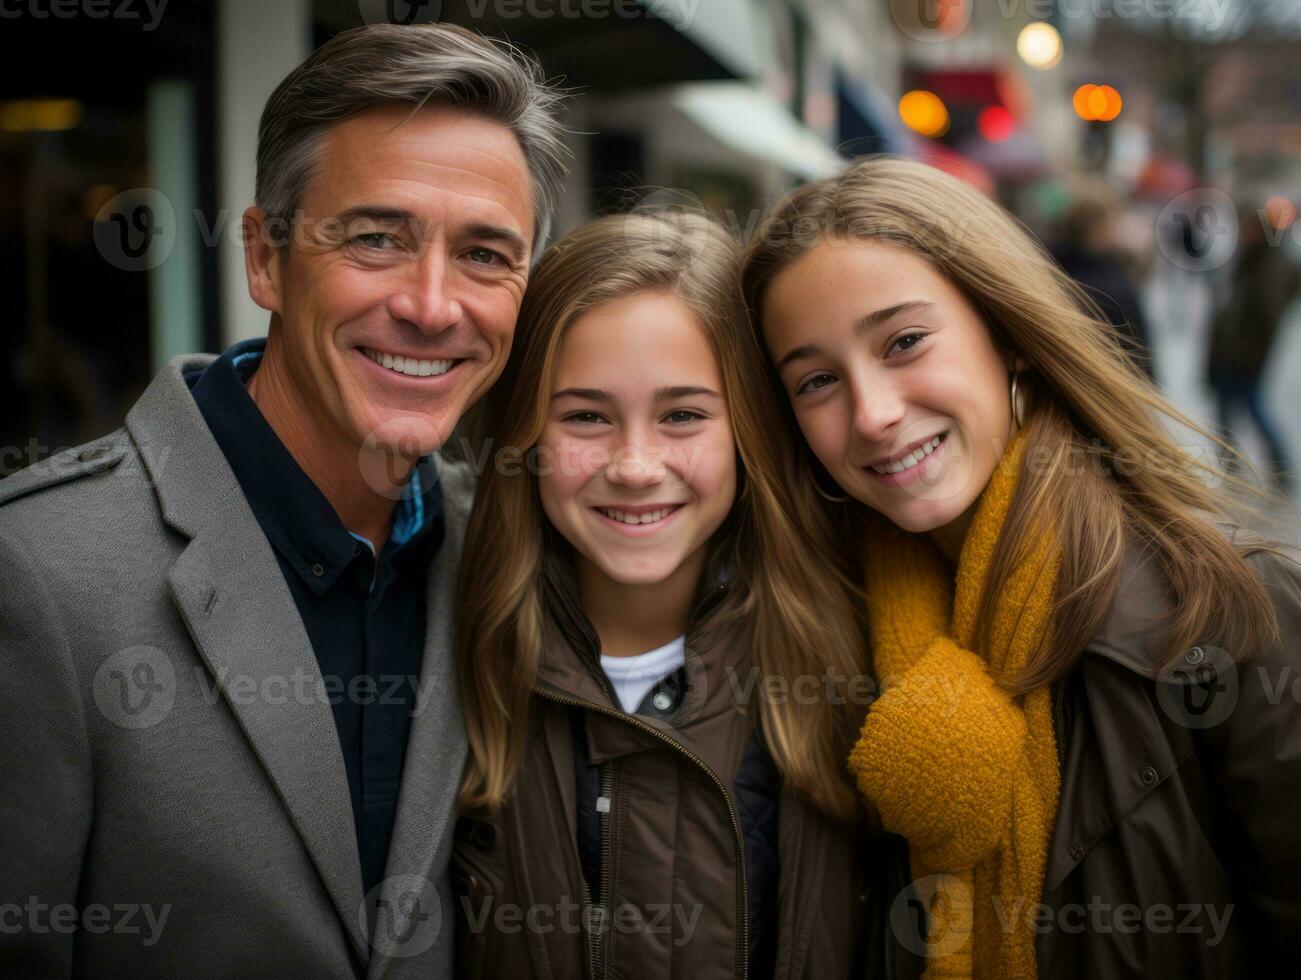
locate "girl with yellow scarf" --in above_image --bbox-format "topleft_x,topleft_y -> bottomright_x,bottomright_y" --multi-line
741,157 -> 1301,979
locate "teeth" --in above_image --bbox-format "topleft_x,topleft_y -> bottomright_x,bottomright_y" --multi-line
870,435 -> 943,475
599,506 -> 677,526
363,347 -> 454,378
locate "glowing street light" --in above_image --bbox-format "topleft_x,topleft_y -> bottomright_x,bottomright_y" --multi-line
978,106 -> 1015,142
899,89 -> 950,138
1073,84 -> 1122,122
1017,22 -> 1063,70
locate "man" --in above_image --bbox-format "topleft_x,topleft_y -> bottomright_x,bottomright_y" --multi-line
0,24 -> 566,978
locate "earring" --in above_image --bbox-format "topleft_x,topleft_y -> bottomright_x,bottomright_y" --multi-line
1010,372 -> 1027,429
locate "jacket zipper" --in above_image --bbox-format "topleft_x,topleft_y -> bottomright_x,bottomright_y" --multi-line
583,762 -> 617,979
536,685 -> 750,980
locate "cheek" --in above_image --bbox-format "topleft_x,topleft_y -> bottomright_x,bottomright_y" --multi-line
683,429 -> 738,510
536,432 -> 603,507
793,397 -> 848,461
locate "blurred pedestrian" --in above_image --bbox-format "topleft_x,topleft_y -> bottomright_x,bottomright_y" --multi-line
1051,190 -> 1154,377
1207,205 -> 1297,490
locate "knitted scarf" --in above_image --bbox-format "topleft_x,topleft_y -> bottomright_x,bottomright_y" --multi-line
847,430 -> 1061,979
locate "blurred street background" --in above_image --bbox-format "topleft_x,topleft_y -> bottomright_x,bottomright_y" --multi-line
2,0 -> 1298,523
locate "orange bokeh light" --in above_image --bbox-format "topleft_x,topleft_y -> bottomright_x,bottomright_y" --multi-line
1265,196 -> 1297,230
898,90 -> 950,138
1074,84 -> 1122,121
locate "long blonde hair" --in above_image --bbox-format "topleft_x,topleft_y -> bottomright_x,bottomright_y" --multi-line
457,209 -> 868,817
740,157 -> 1280,691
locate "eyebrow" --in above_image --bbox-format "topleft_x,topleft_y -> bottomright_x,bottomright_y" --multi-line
551,385 -> 722,402
331,207 -> 529,263
773,299 -> 934,371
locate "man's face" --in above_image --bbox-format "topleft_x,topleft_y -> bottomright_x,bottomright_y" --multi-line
253,104 -> 534,459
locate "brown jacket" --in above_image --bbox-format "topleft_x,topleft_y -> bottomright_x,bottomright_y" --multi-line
870,542 -> 1301,979
452,568 -> 870,979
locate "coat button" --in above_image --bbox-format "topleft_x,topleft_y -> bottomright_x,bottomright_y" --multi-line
311,563 -> 325,577
1185,646 -> 1205,666
1069,843 -> 1084,862
652,692 -> 672,711
1140,766 -> 1159,786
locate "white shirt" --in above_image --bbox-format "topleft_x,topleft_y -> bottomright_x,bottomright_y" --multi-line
600,635 -> 686,714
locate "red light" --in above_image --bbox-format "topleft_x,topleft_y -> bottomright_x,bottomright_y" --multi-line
978,105 -> 1015,142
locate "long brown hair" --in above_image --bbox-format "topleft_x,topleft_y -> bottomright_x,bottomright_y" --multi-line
457,209 -> 868,817
740,156 -> 1281,692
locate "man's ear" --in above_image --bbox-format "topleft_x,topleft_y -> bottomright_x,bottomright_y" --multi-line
243,206 -> 283,313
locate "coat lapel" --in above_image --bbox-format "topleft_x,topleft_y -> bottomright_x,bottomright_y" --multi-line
169,520 -> 369,959
127,355 -> 368,962
367,455 -> 474,979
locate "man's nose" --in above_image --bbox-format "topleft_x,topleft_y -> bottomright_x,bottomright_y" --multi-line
388,248 -> 462,333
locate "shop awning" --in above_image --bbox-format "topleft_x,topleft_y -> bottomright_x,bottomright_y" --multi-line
673,82 -> 846,180
395,0 -> 761,90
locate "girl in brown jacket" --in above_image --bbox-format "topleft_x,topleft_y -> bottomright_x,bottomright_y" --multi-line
741,156 -> 1301,978
453,210 -> 876,979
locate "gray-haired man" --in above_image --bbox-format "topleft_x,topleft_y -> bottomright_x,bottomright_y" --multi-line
0,24 -> 565,978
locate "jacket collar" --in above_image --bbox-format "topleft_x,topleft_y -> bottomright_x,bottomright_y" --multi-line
1082,542 -> 1179,680
533,547 -> 734,722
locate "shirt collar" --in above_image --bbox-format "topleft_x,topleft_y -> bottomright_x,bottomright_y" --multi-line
189,337 -> 443,593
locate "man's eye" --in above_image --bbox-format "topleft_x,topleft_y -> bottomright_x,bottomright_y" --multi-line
467,246 -> 504,266
353,233 -> 397,250
796,373 -> 835,395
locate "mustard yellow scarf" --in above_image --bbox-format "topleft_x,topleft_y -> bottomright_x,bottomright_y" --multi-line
847,430 -> 1061,979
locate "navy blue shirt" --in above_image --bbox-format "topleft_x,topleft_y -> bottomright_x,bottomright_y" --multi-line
188,338 -> 445,901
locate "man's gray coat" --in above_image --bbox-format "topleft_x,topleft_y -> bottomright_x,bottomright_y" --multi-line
0,354 -> 473,978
